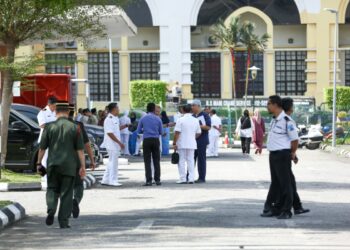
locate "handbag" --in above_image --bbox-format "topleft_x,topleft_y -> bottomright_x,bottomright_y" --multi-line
171,150 -> 179,164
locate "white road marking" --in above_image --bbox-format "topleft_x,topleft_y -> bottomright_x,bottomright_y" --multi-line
134,219 -> 154,231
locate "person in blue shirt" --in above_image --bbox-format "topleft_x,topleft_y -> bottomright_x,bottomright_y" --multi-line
191,100 -> 211,183
137,103 -> 163,186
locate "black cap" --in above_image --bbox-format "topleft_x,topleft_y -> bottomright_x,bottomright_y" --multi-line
48,96 -> 57,105
56,100 -> 69,109
68,104 -> 75,111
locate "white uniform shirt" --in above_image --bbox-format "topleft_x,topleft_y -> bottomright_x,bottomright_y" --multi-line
209,114 -> 222,137
37,106 -> 56,142
119,116 -> 131,135
267,111 -> 299,151
174,113 -> 201,150
102,114 -> 121,151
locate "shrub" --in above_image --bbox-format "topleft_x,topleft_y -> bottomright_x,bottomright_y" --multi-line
324,86 -> 350,111
338,111 -> 348,119
130,80 -> 167,109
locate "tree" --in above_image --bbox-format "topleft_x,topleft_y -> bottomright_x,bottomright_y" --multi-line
211,17 -> 241,99
239,21 -> 269,108
0,0 -> 131,178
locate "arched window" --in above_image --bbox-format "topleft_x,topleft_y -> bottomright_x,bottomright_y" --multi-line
197,0 -> 300,26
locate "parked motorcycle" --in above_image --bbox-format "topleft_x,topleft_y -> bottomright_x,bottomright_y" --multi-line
298,125 -> 324,150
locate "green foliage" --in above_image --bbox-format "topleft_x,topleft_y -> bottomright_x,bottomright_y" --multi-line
130,80 -> 167,109
0,169 -> 40,183
324,86 -> 350,111
0,201 -> 12,208
338,111 -> 348,119
239,21 -> 270,52
211,17 -> 241,51
0,56 -> 46,81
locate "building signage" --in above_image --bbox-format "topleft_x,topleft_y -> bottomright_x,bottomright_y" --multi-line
188,98 -> 315,108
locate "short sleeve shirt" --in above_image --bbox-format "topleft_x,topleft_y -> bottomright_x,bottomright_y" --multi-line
102,114 -> 121,151
40,117 -> 84,176
193,111 -> 211,145
37,106 -> 56,142
209,114 -> 222,137
267,111 -> 299,151
175,114 -> 201,149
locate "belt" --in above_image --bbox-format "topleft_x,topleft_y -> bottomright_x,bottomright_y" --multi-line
270,149 -> 291,154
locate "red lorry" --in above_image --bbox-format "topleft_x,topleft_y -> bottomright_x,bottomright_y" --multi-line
13,74 -> 73,108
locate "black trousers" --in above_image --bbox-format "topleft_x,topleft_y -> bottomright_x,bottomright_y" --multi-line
264,150 -> 293,213
194,142 -> 207,181
143,138 -> 161,183
240,137 -> 252,154
291,168 -> 302,210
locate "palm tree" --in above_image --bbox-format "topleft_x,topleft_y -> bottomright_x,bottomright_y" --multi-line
239,21 -> 270,108
211,17 -> 241,99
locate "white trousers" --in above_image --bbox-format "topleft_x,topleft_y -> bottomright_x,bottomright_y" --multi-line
207,135 -> 220,156
120,133 -> 130,155
134,135 -> 142,155
178,149 -> 195,182
41,149 -> 49,186
102,150 -> 120,185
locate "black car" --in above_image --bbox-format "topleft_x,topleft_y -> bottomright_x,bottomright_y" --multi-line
4,108 -> 41,172
8,104 -> 102,171
12,103 -> 107,157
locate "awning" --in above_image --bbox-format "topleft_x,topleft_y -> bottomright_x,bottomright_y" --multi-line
20,5 -> 137,45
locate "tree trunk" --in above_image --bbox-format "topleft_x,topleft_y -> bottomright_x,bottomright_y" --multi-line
230,48 -> 236,100
244,51 -> 251,110
0,44 -> 16,179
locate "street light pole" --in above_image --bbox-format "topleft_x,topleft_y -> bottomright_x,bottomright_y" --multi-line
324,8 -> 339,148
249,66 -> 260,113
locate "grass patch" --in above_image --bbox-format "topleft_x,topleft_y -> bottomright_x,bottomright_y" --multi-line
0,169 -> 40,183
0,200 -> 13,209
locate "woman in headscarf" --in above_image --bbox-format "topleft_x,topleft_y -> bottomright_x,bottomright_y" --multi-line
160,111 -> 171,155
128,112 -> 138,155
235,109 -> 255,154
252,109 -> 265,154
119,110 -> 131,156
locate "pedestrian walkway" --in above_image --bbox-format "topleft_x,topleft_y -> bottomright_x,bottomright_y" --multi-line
1,149 -> 350,249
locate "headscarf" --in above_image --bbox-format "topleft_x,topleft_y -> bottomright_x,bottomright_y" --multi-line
161,111 -> 170,124
130,112 -> 137,123
253,109 -> 262,124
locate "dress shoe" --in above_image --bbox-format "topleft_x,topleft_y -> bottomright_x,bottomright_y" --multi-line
100,182 -> 109,186
72,199 -> 80,219
277,211 -> 292,220
176,181 -> 187,184
110,183 -> 123,187
188,182 -> 194,184
143,182 -> 152,186
260,211 -> 279,217
60,225 -> 71,229
294,208 -> 310,215
46,214 -> 54,226
194,179 -> 205,184
155,181 -> 162,186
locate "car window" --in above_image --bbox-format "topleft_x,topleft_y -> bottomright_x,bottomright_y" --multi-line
18,110 -> 38,123
9,115 -> 17,125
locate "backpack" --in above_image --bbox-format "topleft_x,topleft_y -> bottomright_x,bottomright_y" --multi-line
241,116 -> 251,130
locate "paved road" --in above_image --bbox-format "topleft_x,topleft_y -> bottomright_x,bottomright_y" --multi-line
0,149 -> 350,250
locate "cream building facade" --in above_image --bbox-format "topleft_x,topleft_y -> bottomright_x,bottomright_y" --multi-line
18,0 -> 350,110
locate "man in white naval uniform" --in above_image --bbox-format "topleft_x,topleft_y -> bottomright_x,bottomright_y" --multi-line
207,109 -> 222,157
173,104 -> 201,184
119,110 -> 131,156
101,103 -> 125,187
37,96 -> 57,187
